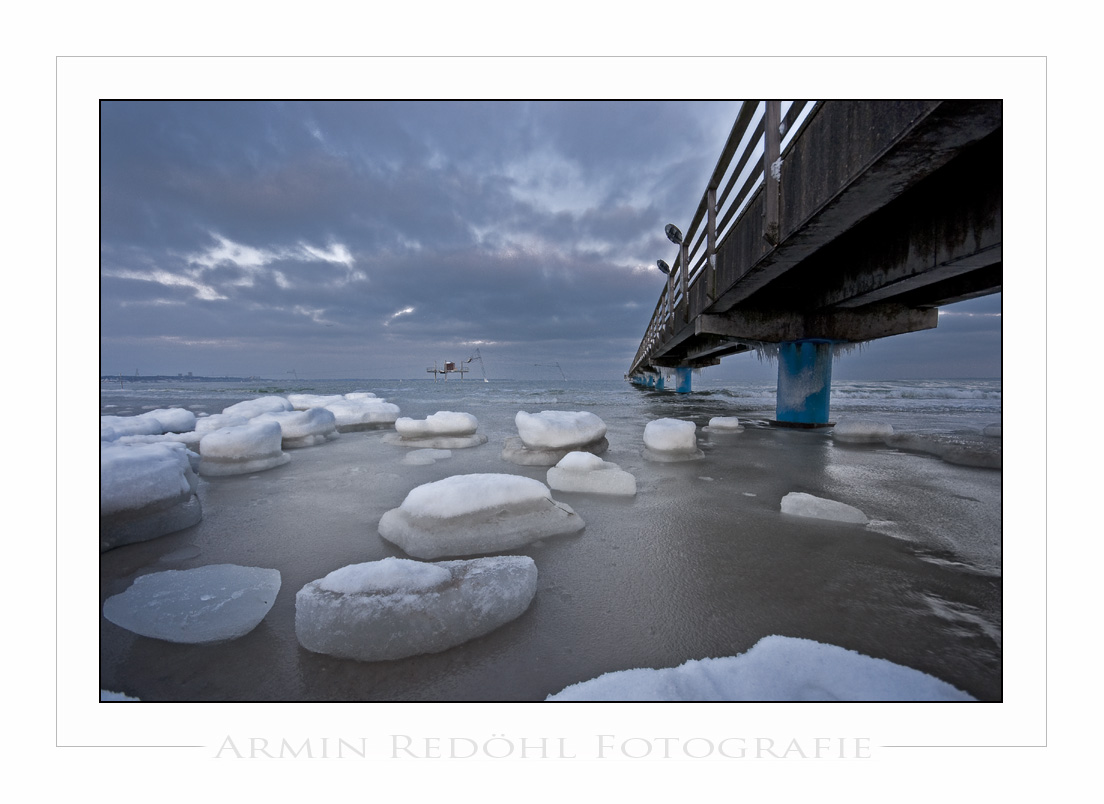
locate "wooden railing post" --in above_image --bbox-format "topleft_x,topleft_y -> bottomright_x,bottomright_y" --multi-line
763,100 -> 781,246
707,186 -> 717,300
680,242 -> 689,322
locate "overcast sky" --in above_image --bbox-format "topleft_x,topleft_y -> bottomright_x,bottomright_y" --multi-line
99,100 -> 1001,381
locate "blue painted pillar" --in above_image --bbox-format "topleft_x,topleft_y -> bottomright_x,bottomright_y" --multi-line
775,340 -> 833,425
654,372 -> 665,390
674,367 -> 693,394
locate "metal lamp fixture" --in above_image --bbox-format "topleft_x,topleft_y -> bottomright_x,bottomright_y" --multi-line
656,259 -> 671,275
665,223 -> 684,245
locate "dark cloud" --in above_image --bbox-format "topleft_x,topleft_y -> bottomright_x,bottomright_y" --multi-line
100,101 -> 1001,380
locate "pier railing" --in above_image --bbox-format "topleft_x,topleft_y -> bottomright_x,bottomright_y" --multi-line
630,101 -> 819,375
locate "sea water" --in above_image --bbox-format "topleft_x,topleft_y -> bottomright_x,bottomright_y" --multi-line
99,376 -> 1002,701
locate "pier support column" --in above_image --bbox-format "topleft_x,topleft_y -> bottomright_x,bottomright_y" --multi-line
654,372 -> 665,390
674,367 -> 693,394
775,340 -> 833,426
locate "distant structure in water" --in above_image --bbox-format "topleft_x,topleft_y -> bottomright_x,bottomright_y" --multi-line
427,360 -> 469,381
427,350 -> 489,382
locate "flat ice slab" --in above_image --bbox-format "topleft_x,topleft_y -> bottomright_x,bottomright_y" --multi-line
886,431 -> 1002,469
103,564 -> 281,644
378,473 -> 584,559
402,448 -> 453,466
547,451 -> 637,496
781,492 -> 868,524
515,410 -> 607,449
833,419 -> 894,443
295,556 -> 537,661
546,635 -> 975,701
643,418 -> 703,462
100,441 -> 202,552
199,420 -> 290,476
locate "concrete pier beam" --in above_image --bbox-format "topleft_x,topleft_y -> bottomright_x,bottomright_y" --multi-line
775,340 -> 833,426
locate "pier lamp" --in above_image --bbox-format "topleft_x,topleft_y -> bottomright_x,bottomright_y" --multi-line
665,223 -> 683,245
656,259 -> 670,275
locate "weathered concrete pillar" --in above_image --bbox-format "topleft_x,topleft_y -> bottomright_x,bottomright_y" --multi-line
775,340 -> 833,426
654,372 -> 665,390
674,367 -> 693,394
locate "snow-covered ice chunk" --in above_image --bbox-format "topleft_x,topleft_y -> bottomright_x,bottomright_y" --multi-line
295,556 -> 537,661
113,430 -> 203,452
547,451 -> 637,496
545,635 -> 975,701
344,391 -> 378,400
402,448 -> 453,466
503,408 -> 609,466
100,441 -> 202,552
378,473 -> 584,559
515,410 -> 607,449
833,419 -> 894,443
325,398 -> 400,431
705,416 -> 743,432
254,408 -> 339,448
142,407 -> 197,433
194,412 -> 252,435
198,420 -> 290,476
386,411 -> 487,449
396,411 -> 478,438
221,395 -> 293,419
781,492 -> 868,524
287,393 -> 346,410
101,407 -> 195,441
643,418 -> 703,461
103,564 -> 281,644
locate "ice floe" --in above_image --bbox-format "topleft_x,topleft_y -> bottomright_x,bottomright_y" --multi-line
295,555 -> 537,661
832,419 -> 894,443
198,420 -> 290,476
982,423 -> 1002,438
222,395 -> 294,419
254,408 -> 339,448
325,396 -> 401,431
103,564 -> 281,643
704,416 -> 743,433
100,441 -> 202,552
545,635 -> 975,701
643,418 -> 704,462
378,473 -> 584,559
547,451 -> 637,496
385,411 -> 488,449
781,491 -> 868,524
101,407 -> 196,441
194,412 -> 252,435
287,393 -> 346,410
502,410 -> 609,465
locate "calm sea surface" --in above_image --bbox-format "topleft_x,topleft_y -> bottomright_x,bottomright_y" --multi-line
99,376 -> 1002,701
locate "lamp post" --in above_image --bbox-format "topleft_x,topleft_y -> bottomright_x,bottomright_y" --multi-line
665,224 -> 688,322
